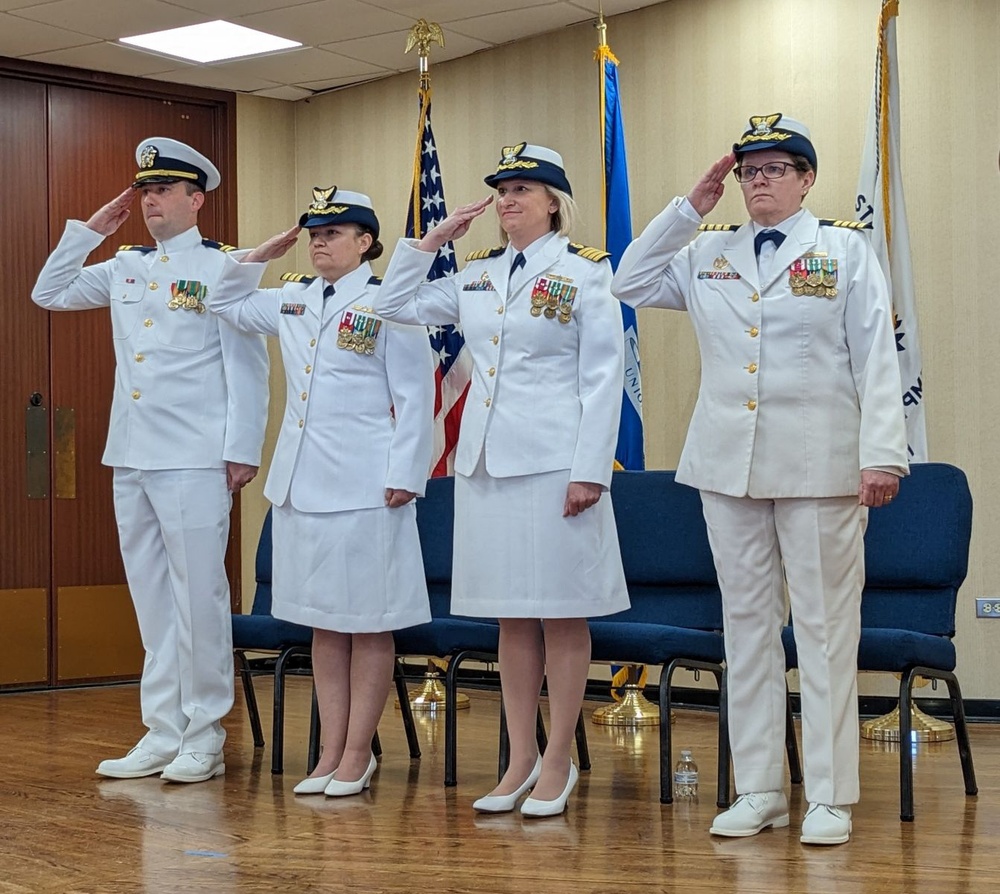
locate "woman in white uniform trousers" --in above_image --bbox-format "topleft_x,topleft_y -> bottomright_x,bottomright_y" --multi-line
611,115 -> 909,845
209,188 -> 434,796
376,144 -> 629,817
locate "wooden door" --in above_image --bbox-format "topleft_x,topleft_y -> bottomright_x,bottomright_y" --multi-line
0,63 -> 239,688
0,77 -> 52,686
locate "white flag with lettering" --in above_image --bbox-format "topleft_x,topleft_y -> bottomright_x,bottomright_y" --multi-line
855,0 -> 927,461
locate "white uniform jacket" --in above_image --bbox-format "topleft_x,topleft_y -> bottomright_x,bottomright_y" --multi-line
378,235 -> 623,489
212,260 -> 434,513
32,221 -> 269,469
612,198 -> 908,498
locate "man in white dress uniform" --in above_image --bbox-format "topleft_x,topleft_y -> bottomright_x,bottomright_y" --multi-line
32,138 -> 269,783
612,115 -> 908,844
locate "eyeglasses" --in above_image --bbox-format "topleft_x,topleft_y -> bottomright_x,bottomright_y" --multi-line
732,162 -> 798,183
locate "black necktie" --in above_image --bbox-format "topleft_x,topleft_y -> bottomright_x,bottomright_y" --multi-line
754,229 -> 786,257
323,284 -> 335,299
510,252 -> 525,274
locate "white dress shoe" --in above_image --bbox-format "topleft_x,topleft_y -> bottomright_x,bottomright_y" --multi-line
293,771 -> 336,795
324,753 -> 377,797
521,761 -> 579,818
710,791 -> 789,837
800,803 -> 852,845
472,754 -> 543,813
161,751 -> 225,783
96,746 -> 174,779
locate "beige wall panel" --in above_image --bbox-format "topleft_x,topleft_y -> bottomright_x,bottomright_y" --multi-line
236,95 -> 298,609
0,588 -> 48,686
56,585 -> 143,681
236,0 -> 1000,699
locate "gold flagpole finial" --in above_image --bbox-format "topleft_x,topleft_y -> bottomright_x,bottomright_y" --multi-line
405,19 -> 445,90
595,3 -> 607,47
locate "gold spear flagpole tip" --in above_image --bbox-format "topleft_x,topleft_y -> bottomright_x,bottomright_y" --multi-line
405,19 -> 445,56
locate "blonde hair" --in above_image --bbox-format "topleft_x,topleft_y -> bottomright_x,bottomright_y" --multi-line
498,185 -> 579,244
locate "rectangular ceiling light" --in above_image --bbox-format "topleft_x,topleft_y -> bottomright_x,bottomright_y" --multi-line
120,20 -> 301,64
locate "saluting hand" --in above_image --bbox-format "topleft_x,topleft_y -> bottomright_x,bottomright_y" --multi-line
418,196 -> 494,253
242,226 -> 302,264
85,188 -> 137,237
687,152 -> 737,218
385,488 -> 418,508
564,482 -> 602,518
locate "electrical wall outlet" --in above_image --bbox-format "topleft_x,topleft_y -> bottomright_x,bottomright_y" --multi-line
975,598 -> 1000,618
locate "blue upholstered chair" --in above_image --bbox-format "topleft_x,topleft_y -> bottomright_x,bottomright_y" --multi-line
233,509 -> 420,774
232,509 -> 314,774
781,462 -> 978,820
590,471 -> 736,805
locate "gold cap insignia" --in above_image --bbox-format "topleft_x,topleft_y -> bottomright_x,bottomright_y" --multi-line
500,142 -> 526,166
139,144 -> 158,169
749,114 -> 782,137
307,185 -> 348,216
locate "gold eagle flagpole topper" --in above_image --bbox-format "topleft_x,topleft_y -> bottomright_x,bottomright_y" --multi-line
394,18 -> 470,716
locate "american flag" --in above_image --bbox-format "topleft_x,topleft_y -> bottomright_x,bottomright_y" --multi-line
406,87 -> 471,477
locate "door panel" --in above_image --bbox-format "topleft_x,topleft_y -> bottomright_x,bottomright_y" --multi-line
0,77 -> 52,687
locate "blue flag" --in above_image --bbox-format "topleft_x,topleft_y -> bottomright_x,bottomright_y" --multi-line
599,44 -> 644,471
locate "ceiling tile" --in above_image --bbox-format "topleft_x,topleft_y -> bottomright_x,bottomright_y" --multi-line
167,0 -> 317,14
365,0 -> 562,19
146,65 -> 283,93
251,84 -> 315,101
324,28 -> 490,73
22,41 -> 180,77
0,11 -> 98,55
568,0 -> 662,15
8,0 -> 207,41
212,46 -> 391,84
236,0 -> 414,45
297,73 -> 391,93
448,5 -> 590,45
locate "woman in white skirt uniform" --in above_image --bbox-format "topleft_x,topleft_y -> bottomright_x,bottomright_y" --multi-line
376,144 -> 629,817
209,188 -> 434,796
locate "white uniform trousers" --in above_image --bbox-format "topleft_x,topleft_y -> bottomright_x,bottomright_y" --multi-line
113,467 -> 234,756
700,492 -> 867,806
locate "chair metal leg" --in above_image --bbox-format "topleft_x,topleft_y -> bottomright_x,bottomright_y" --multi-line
271,648 -> 294,775
535,706 -> 548,756
913,666 -> 978,799
307,685 -> 321,774
235,650 -> 265,748
658,661 -> 675,804
498,698 -> 510,782
899,669 -> 917,821
785,682 -> 802,785
394,659 -> 422,760
371,729 -> 382,758
444,649 -> 496,787
574,710 -> 591,771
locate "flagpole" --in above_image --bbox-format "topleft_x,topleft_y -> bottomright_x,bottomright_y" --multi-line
590,9 -> 658,730
394,19 -> 470,715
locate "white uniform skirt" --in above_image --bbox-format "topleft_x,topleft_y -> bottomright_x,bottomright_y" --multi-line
453,461 -> 629,619
271,501 -> 431,634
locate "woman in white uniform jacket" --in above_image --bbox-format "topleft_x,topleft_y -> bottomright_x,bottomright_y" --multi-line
210,189 -> 434,797
376,144 -> 629,817
612,115 -> 908,846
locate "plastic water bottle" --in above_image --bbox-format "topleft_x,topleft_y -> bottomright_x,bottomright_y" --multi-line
673,749 -> 699,799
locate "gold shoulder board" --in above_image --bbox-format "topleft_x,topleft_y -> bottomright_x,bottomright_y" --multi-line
465,246 -> 505,262
568,243 -> 611,262
117,244 -> 155,253
367,275 -> 383,286
201,239 -> 237,252
280,272 -> 316,284
697,223 -> 741,232
819,219 -> 871,230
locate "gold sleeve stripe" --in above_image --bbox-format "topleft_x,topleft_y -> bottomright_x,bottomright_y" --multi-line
819,219 -> 872,230
465,246 -> 505,261
117,244 -> 154,252
698,223 -> 741,232
280,272 -> 316,283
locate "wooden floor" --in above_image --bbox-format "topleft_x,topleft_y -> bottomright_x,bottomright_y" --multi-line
1,679 -> 997,894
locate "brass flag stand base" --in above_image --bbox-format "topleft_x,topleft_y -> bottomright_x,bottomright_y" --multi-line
592,666 -> 660,727
861,702 -> 955,743
395,660 -> 470,713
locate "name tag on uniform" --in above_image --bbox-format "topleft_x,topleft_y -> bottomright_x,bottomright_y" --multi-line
281,303 -> 306,315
